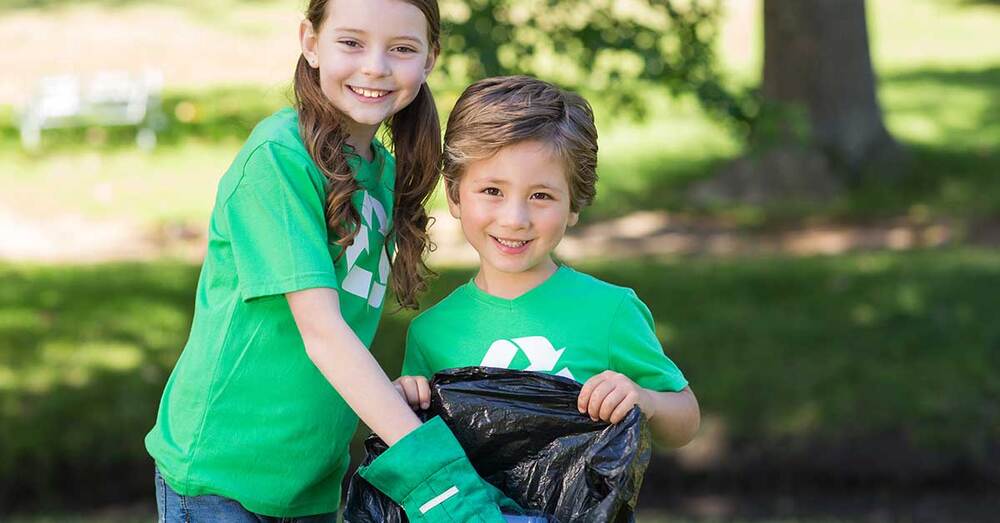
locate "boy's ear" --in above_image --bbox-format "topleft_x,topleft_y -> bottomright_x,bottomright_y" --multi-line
568,211 -> 579,227
447,193 -> 461,219
300,19 -> 319,68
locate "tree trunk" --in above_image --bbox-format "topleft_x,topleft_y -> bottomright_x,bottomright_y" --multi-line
762,0 -> 900,178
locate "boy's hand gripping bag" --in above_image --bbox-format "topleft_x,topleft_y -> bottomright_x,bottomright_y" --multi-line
344,367 -> 653,523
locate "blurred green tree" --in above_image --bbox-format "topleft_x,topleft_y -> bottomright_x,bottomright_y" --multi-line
438,0 -> 755,125
443,0 -> 904,198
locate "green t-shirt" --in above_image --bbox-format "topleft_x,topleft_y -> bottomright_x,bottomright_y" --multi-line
403,266 -> 688,392
145,108 -> 395,517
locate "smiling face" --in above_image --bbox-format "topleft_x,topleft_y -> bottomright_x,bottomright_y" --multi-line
449,140 -> 579,294
300,0 -> 437,143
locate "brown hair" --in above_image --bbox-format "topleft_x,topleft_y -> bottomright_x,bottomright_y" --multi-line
442,75 -> 598,213
294,0 -> 441,310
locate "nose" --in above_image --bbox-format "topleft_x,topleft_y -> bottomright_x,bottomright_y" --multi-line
361,50 -> 391,78
497,199 -> 530,230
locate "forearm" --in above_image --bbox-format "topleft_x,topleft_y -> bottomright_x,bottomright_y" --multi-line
642,386 -> 700,448
304,322 -> 422,445
288,289 -> 421,446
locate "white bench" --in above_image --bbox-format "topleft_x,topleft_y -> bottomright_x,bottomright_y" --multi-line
19,70 -> 165,151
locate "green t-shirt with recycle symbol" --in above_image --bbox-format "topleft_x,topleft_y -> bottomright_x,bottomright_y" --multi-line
146,107 -> 394,517
403,266 -> 688,393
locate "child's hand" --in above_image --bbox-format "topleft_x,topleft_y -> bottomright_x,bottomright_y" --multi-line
577,371 -> 652,424
392,375 -> 431,410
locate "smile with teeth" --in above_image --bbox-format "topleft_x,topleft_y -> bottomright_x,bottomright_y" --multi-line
492,236 -> 530,249
349,86 -> 391,99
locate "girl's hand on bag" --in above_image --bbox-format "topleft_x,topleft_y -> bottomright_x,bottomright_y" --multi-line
392,375 -> 431,410
577,371 -> 653,424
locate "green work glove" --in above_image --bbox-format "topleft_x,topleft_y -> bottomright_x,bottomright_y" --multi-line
358,416 -> 520,522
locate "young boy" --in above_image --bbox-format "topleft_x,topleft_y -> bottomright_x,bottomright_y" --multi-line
394,76 -> 700,447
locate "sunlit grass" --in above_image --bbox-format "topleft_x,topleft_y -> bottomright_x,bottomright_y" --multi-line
881,67 -> 1000,149
870,0 -> 1000,73
2,0 -> 998,228
4,58 -> 996,228
1,143 -> 233,224
718,0 -> 1000,81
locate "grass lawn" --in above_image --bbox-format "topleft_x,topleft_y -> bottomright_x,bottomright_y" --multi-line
1,0 -> 997,231
2,248 -> 998,511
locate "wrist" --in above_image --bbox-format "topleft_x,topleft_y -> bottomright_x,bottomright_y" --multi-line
638,388 -> 656,420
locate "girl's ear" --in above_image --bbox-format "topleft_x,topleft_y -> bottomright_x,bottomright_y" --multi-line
300,19 -> 319,68
423,48 -> 439,79
568,211 -> 579,227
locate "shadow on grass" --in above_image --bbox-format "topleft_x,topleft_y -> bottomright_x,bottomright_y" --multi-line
842,69 -> 1000,221
0,263 -> 198,512
585,151 -> 734,224
881,66 -> 1000,150
665,65 -> 1000,225
952,0 -> 1000,6
577,65 -> 1000,226
2,250 -> 1000,513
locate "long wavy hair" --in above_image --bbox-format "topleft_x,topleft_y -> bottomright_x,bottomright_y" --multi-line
294,0 -> 441,310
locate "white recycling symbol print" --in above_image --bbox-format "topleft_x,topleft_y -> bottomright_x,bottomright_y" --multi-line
340,191 -> 390,308
480,336 -> 575,380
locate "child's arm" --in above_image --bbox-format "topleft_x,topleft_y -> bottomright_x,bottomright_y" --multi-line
287,287 -> 423,445
578,371 -> 700,448
290,288 -> 521,519
640,386 -> 700,448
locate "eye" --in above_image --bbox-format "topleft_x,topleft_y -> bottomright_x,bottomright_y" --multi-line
482,187 -> 501,197
339,39 -> 361,48
530,192 -> 553,200
392,45 -> 418,54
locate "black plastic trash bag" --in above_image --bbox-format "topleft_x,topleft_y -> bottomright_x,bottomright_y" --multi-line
343,367 -> 652,523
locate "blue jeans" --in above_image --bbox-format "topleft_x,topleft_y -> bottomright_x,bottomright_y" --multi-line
154,468 -> 337,523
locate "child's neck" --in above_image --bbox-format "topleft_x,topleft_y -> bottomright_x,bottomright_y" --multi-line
344,119 -> 381,162
473,258 -> 559,300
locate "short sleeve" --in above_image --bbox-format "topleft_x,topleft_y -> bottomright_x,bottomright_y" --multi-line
224,141 -> 339,301
608,290 -> 688,392
401,325 -> 433,379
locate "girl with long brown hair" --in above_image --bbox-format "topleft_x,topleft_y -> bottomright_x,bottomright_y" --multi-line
145,0 -> 514,520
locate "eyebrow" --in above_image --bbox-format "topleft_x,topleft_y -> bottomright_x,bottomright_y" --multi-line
477,178 -> 562,192
331,27 -> 425,45
332,27 -> 366,34
476,178 -> 509,186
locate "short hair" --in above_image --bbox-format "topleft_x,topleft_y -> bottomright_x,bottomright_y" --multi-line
442,76 -> 598,212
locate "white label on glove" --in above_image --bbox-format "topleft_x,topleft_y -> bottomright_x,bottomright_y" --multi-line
419,485 -> 459,514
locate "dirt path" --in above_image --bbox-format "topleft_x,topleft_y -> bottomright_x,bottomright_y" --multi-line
0,206 -> 982,266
